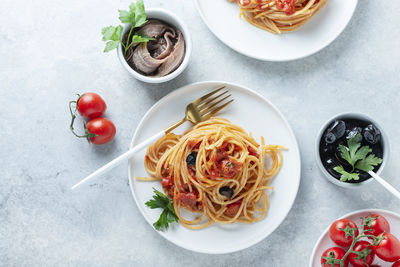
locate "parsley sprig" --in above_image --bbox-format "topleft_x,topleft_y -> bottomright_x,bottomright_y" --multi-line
333,133 -> 382,182
101,0 -> 154,54
145,188 -> 178,231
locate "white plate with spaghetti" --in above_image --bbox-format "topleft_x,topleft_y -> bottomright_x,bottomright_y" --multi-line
310,209 -> 400,266
128,81 -> 301,254
195,0 -> 358,61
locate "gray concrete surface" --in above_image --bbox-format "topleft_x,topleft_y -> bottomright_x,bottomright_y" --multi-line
1,0 -> 399,266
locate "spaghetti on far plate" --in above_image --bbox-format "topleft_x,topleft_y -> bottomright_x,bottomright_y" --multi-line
230,0 -> 328,34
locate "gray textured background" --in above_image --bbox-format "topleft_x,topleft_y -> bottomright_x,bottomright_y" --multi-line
1,0 -> 399,266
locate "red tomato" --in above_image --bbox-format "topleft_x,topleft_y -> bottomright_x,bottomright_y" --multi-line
239,0 -> 251,6
374,233 -> 400,262
321,247 -> 349,267
276,0 -> 296,15
86,118 -> 116,145
392,261 -> 400,267
329,219 -> 359,247
224,200 -> 242,217
77,93 -> 107,119
348,241 -> 375,267
175,192 -> 197,209
220,159 -> 242,178
363,214 -> 390,236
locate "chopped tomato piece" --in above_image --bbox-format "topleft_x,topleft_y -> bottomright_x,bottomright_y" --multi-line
188,167 -> 196,178
247,145 -> 259,157
175,192 -> 197,209
213,149 -> 228,162
188,140 -> 200,149
210,169 -> 221,179
276,0 -> 296,15
224,200 -> 242,217
221,159 -> 242,178
161,178 -> 170,188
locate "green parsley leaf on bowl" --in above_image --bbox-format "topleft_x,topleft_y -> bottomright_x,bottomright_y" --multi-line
333,133 -> 382,182
101,0 -> 155,54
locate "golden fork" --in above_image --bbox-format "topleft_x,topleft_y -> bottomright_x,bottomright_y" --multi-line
71,85 -> 233,189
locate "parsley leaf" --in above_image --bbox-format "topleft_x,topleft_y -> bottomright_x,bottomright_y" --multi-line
102,0 -> 153,54
348,133 -> 362,160
131,34 -> 154,44
145,188 -> 178,231
355,154 -> 383,172
118,9 -> 135,24
338,144 -> 351,165
101,25 -> 123,52
133,0 -> 147,27
334,165 -> 360,182
334,133 -> 383,182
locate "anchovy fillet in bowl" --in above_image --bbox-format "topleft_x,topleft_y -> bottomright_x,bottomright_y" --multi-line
124,19 -> 185,77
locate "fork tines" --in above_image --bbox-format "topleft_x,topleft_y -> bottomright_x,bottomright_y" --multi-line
197,86 -> 233,118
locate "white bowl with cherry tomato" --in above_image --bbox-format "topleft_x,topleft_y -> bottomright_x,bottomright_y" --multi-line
69,92 -> 116,145
310,209 -> 400,267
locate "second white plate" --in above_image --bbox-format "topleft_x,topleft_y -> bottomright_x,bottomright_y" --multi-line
195,0 -> 358,61
128,81 -> 301,254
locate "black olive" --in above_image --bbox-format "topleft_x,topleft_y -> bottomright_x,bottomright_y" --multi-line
186,151 -> 197,166
219,186 -> 234,199
324,120 -> 346,144
363,124 -> 381,144
346,127 -> 362,140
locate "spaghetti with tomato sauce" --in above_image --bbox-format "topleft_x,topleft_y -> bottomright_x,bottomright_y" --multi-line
139,117 -> 285,229
230,0 -> 327,34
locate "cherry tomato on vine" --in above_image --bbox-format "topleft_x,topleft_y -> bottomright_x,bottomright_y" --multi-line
86,118 -> 116,145
374,233 -> 400,262
321,247 -> 349,267
363,214 -> 390,237
348,240 -> 375,267
392,260 -> 400,267
76,92 -> 107,119
329,219 -> 359,247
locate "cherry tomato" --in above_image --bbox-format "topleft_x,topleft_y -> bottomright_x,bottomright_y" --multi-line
224,200 -> 242,217
76,93 -> 107,119
393,261 -> 400,267
321,247 -> 349,267
348,241 -> 375,267
86,118 -> 116,145
329,219 -> 359,247
374,233 -> 400,262
363,214 -> 390,237
276,0 -> 296,15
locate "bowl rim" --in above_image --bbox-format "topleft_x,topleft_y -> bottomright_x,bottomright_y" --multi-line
309,208 -> 400,267
315,112 -> 390,188
117,8 -> 192,83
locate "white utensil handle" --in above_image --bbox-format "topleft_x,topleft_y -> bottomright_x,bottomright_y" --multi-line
369,171 -> 400,200
71,130 -> 165,190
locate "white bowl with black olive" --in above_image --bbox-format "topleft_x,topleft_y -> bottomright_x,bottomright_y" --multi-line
315,113 -> 389,188
117,8 -> 191,83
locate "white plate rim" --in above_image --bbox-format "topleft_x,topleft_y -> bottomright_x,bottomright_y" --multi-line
128,80 -> 301,254
309,208 -> 400,267
194,0 -> 359,62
